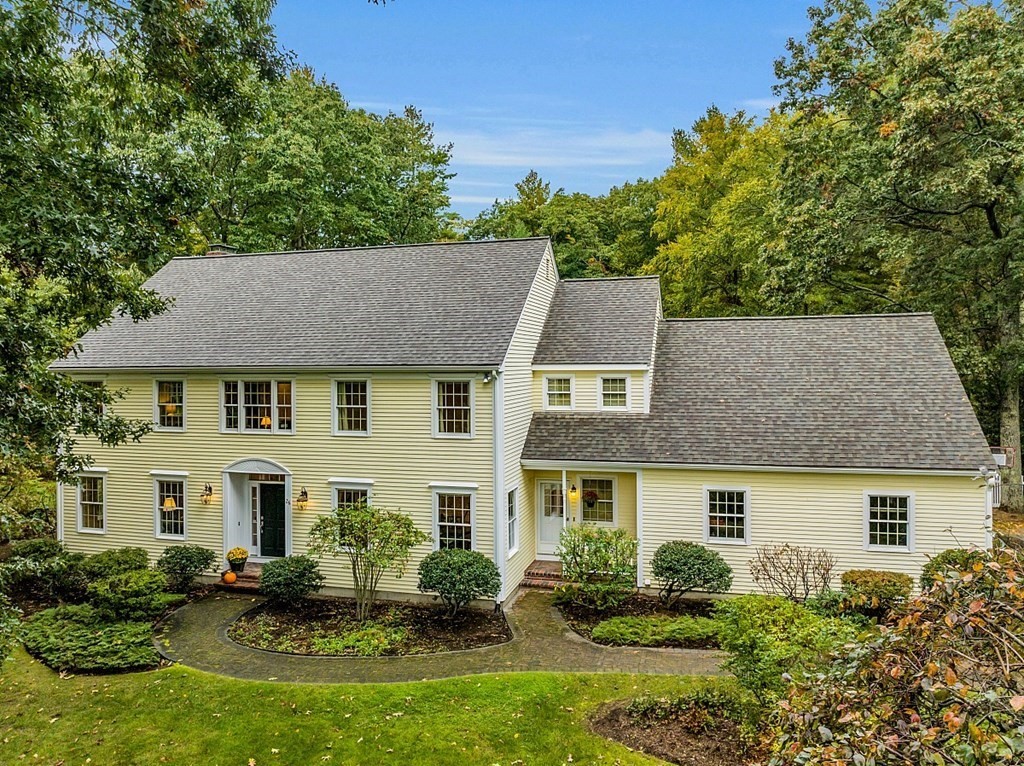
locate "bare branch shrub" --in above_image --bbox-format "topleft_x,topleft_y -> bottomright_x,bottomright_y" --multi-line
749,543 -> 835,601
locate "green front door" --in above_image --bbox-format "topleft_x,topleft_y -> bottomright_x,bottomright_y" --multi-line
259,483 -> 286,558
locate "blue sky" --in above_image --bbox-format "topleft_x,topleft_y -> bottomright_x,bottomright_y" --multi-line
270,1 -> 815,216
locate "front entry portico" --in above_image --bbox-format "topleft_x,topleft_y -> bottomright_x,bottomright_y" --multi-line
222,457 -> 293,563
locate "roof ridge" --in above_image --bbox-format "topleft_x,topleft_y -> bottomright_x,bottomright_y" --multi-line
171,236 -> 552,261
664,311 -> 933,323
560,275 -> 661,283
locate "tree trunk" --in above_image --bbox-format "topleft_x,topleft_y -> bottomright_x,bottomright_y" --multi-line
999,307 -> 1023,513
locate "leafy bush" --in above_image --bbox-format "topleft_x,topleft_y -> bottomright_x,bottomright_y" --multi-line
308,503 -> 429,622
771,544 -> 1024,766
556,525 -> 638,611
591,615 -> 719,648
626,683 -> 758,734
714,594 -> 857,702
417,549 -> 501,617
920,547 -> 988,589
0,551 -> 90,604
0,594 -> 20,664
82,547 -> 150,580
259,555 -> 325,604
310,623 -> 407,657
840,569 -> 912,620
651,541 -> 733,603
20,604 -> 160,672
749,543 -> 836,601
87,569 -> 169,621
156,545 -> 218,592
8,537 -> 65,561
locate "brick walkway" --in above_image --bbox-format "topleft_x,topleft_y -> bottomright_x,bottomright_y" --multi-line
155,590 -> 724,684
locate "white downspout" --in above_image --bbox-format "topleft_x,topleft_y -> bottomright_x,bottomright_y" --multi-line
492,371 -> 507,603
636,469 -> 644,588
561,469 -> 568,530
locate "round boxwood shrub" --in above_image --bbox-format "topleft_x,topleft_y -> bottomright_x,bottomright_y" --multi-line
82,547 -> 150,581
87,569 -> 169,621
920,547 -> 988,589
418,549 -> 502,618
259,555 -> 325,605
157,545 -> 218,592
840,569 -> 913,620
652,541 -> 733,604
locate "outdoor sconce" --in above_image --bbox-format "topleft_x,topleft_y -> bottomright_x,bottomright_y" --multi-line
569,484 -> 578,502
199,483 -> 213,505
295,487 -> 309,511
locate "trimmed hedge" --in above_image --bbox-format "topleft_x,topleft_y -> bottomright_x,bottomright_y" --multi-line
21,604 -> 160,672
157,545 -> 218,592
591,615 -> 720,648
7,538 -> 65,562
651,541 -> 733,602
418,549 -> 502,617
259,555 -> 325,604
82,547 -> 150,580
87,569 -> 171,621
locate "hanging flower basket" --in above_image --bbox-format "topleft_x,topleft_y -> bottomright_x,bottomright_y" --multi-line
582,489 -> 599,509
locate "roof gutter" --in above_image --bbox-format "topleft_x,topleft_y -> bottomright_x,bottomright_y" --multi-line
520,458 -> 984,477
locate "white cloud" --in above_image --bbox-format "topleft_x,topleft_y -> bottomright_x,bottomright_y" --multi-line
739,97 -> 780,111
449,194 -> 502,205
443,126 -> 671,169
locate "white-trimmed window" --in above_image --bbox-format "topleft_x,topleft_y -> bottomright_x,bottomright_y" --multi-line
328,478 -> 373,510
580,477 -> 615,525
705,488 -> 749,544
80,380 -> 106,416
333,380 -> 370,435
155,380 -> 185,430
221,380 -> 294,433
77,473 -> 106,533
865,493 -> 913,551
154,475 -> 187,540
433,380 -> 473,437
599,376 -> 629,410
434,488 -> 475,550
544,376 -> 574,410
507,488 -> 518,555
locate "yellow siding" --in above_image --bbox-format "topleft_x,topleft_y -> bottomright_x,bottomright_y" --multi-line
640,468 -> 989,593
532,469 -> 638,538
502,246 -> 558,593
62,372 -> 494,596
532,370 -> 646,412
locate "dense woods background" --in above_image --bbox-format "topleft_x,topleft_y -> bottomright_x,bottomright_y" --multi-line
1,0 -> 1021,532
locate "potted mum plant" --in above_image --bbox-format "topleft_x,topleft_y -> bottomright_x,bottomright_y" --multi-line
582,489 -> 599,509
226,547 -> 249,573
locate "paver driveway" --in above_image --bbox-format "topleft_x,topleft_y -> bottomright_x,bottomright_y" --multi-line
155,589 -> 724,684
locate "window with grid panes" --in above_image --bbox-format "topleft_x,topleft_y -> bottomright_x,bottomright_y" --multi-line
545,377 -> 572,408
436,492 -> 472,550
436,381 -> 471,435
276,381 -> 292,430
867,495 -> 910,548
244,381 -> 273,430
156,381 -> 184,428
79,476 -> 105,531
601,377 -> 628,408
335,381 -> 369,433
157,479 -> 185,538
223,381 -> 239,429
581,478 -> 614,524
507,489 -> 518,552
222,381 -> 293,433
335,487 -> 369,510
707,489 -> 747,541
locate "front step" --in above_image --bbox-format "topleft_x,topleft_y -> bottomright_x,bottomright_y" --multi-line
217,563 -> 262,593
521,560 -> 564,590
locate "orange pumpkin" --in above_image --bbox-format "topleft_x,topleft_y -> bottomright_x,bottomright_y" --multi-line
222,571 -> 237,584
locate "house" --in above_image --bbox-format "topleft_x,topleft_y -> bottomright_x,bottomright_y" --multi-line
52,237 -> 996,601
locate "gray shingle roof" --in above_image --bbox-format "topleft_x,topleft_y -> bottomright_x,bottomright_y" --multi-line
53,238 -> 551,370
533,277 -> 662,365
524,314 -> 993,472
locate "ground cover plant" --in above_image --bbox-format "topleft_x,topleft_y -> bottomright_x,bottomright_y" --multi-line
558,592 -> 714,643
0,653 -> 709,765
228,596 -> 511,656
590,615 -> 719,649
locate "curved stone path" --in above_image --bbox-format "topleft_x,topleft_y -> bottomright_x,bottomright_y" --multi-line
155,590 -> 723,684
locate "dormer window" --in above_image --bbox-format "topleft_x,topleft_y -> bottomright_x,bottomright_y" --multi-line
544,376 -> 574,410
599,376 -> 630,410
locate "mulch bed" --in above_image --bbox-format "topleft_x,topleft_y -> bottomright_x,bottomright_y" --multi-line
558,593 -> 714,642
592,702 -> 765,766
229,596 -> 512,656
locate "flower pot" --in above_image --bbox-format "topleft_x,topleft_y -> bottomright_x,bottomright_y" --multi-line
229,559 -> 247,574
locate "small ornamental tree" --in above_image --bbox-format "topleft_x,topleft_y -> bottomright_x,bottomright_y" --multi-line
749,543 -> 835,601
557,525 -> 638,611
308,502 -> 429,622
770,543 -> 1024,765
418,549 -> 501,618
652,541 -> 733,604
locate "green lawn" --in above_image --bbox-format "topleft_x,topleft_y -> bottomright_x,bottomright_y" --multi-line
0,649 -> 714,765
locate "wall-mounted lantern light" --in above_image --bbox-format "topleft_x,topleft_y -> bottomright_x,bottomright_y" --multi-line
569,484 -> 578,503
199,483 -> 213,505
295,487 -> 309,511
